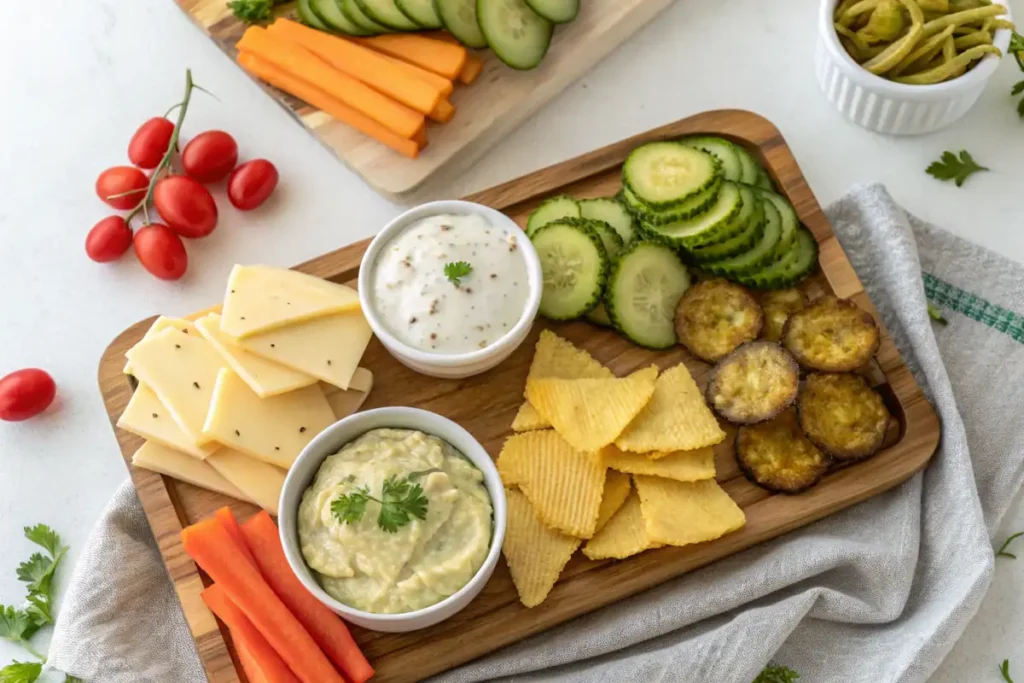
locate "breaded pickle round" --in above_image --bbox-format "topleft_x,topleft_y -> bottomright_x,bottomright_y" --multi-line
706,342 -> 799,424
760,289 -> 808,342
735,409 -> 829,494
798,373 -> 890,461
782,296 -> 880,372
674,279 -> 763,363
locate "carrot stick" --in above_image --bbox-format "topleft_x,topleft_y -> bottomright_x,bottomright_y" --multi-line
352,34 -> 467,79
267,19 -> 443,116
241,511 -> 375,683
182,519 -> 345,683
202,584 -> 300,683
428,98 -> 456,124
376,52 -> 454,97
458,55 -> 484,85
214,507 -> 257,569
236,27 -> 425,140
238,52 -> 423,159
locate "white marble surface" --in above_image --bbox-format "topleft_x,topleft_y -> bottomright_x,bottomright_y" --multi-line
1,0 -> 1023,680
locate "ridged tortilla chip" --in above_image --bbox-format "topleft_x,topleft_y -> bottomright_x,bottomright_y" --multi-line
634,476 -> 746,547
527,366 -> 659,452
615,363 -> 726,453
606,446 -> 716,483
583,490 -> 655,560
511,402 -> 550,432
594,470 -> 632,534
503,489 -> 581,608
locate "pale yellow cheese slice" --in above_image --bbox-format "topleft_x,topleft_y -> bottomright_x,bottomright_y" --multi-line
195,313 -> 318,398
125,328 -> 227,446
324,368 -> 374,419
206,449 -> 287,515
220,265 -> 360,338
132,441 -> 251,503
123,316 -> 201,375
117,384 -> 219,460
237,311 -> 373,390
203,368 -> 337,469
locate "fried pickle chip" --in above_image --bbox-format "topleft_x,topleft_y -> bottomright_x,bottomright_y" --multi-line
706,341 -> 799,424
512,330 -> 614,432
526,366 -> 658,452
633,476 -> 746,547
503,489 -> 581,608
674,279 -> 764,363
583,490 -> 657,560
735,409 -> 829,493
606,446 -> 716,483
595,470 -> 632,533
782,296 -> 880,372
798,373 -> 890,461
615,363 -> 725,452
760,289 -> 808,342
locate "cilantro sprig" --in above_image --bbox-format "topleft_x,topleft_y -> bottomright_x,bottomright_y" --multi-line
227,0 -> 273,23
1010,32 -> 1024,118
754,664 -> 799,683
927,303 -> 948,326
444,261 -> 473,286
926,150 -> 988,187
996,531 -> 1024,559
1002,658 -> 1015,683
331,475 -> 429,533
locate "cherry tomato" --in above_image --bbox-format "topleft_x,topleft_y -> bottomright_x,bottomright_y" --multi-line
96,166 -> 149,210
134,224 -> 188,280
182,131 -> 239,183
153,175 -> 218,238
228,159 -> 279,211
86,216 -> 133,263
0,369 -> 57,422
128,117 -> 175,169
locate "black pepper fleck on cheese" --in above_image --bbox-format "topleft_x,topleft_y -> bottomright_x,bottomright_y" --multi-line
299,427 -> 307,433
174,344 -> 181,349
151,412 -> 158,419
326,360 -> 332,366
274,446 -> 280,451
193,382 -> 200,389
234,429 -> 240,436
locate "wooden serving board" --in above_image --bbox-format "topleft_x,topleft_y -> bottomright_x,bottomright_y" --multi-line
98,110 -> 940,683
173,0 -> 673,201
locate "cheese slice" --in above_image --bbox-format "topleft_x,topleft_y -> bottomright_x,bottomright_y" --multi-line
238,311 -> 373,390
195,313 -> 318,398
125,327 -> 227,446
117,384 -> 220,460
207,449 -> 287,515
324,368 -> 374,419
132,441 -> 251,503
123,316 -> 201,375
220,265 -> 360,338
184,304 -> 223,321
203,368 -> 336,469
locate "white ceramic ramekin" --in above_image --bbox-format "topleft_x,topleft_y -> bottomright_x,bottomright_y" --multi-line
278,407 -> 507,633
358,200 -> 542,379
815,0 -> 1012,135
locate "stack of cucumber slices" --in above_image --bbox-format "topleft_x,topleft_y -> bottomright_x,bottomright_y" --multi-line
297,0 -> 580,70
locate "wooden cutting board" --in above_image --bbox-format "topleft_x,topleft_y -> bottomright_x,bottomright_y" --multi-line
98,110 -> 940,683
173,0 -> 674,201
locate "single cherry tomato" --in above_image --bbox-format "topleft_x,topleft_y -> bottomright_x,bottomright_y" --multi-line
134,224 -> 188,280
153,175 -> 218,238
128,117 -> 175,169
86,216 -> 133,263
182,131 -> 239,183
228,159 -> 279,211
0,369 -> 57,422
96,166 -> 149,210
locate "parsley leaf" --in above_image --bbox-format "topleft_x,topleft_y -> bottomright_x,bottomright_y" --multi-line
1013,81 -> 1024,97
1002,658 -> 1015,683
444,261 -> 473,285
330,486 -> 370,525
997,531 -> 1024,559
15,556 -> 50,594
0,661 -> 42,683
331,476 -> 429,534
227,0 -> 273,23
23,525 -> 66,559
926,150 -> 988,187
0,607 -> 37,645
753,664 -> 799,683
1011,32 -> 1024,71
927,303 -> 948,325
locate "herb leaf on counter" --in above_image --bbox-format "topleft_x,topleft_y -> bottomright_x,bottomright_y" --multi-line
228,0 -> 273,23
444,261 -> 473,285
0,661 -> 42,683
996,531 -> 1024,559
753,664 -> 799,683
1002,658 -> 1015,683
927,303 -> 948,325
331,476 -> 429,533
926,150 -> 988,187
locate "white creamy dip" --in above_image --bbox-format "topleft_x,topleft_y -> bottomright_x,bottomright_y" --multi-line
371,213 -> 530,354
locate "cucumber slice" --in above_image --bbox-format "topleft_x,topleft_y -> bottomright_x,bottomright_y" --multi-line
477,0 -> 553,70
580,197 -> 636,245
396,0 -> 443,27
623,142 -> 720,209
532,220 -> 609,320
586,302 -> 613,327
311,0 -> 373,33
606,241 -> 692,349
343,0 -> 389,32
690,198 -> 766,263
299,0 -> 332,29
587,219 -> 624,259
705,199 -> 782,277
435,0 -> 488,48
700,184 -> 758,247
525,0 -> 579,23
681,136 -> 743,183
755,189 -> 798,259
733,144 -> 761,185
736,227 -> 818,290
642,181 -> 743,249
355,0 -> 420,29
526,195 -> 580,237
622,177 -> 721,226
755,167 -> 774,190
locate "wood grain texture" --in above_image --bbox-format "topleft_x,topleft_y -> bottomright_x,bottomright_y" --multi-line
97,110 -> 940,683
173,0 -> 674,201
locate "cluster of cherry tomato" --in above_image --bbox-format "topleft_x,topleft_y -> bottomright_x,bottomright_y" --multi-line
88,117 -> 279,280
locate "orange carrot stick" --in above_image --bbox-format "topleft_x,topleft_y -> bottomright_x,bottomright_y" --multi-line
182,519 -> 345,683
458,55 -> 483,85
236,27 -> 425,140
353,34 -> 467,79
241,511 -> 374,683
428,98 -> 456,124
214,507 -> 257,569
238,52 -> 423,159
377,52 -> 454,97
267,19 -> 443,115
237,639 -> 279,683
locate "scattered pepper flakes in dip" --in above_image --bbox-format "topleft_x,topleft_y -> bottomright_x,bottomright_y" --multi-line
371,214 -> 530,354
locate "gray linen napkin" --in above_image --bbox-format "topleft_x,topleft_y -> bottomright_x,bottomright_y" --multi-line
46,184 -> 1024,683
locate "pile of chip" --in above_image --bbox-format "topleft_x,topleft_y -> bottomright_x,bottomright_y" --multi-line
498,330 -> 747,608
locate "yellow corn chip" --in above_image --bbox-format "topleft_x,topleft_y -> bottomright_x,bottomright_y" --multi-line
503,489 -> 581,608
606,446 -> 716,483
583,490 -> 656,560
513,330 -> 614,432
595,470 -> 632,533
616,363 -> 725,453
496,431 -> 532,486
527,365 -> 658,452
634,476 -> 745,547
